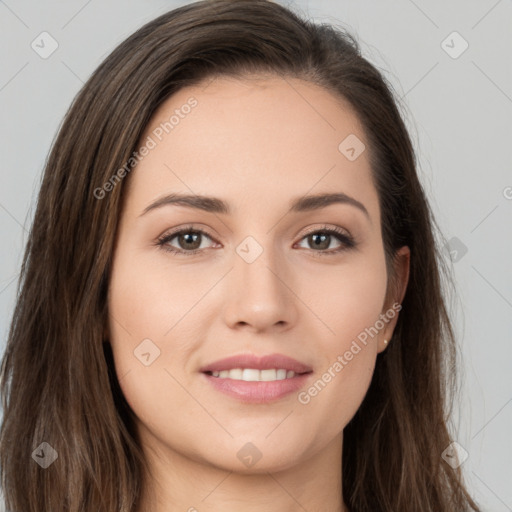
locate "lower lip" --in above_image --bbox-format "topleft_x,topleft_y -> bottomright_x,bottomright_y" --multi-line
201,372 -> 312,403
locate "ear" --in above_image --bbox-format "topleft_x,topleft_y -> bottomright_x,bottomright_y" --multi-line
377,245 -> 410,353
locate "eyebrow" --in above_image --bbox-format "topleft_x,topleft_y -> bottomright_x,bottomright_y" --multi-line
140,192 -> 370,219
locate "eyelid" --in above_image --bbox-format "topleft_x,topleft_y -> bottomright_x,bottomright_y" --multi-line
299,224 -> 351,239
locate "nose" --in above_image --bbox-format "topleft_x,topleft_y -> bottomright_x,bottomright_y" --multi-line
221,243 -> 299,333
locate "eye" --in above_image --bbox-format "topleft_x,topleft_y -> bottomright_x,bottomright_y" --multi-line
156,225 -> 217,255
295,225 -> 356,256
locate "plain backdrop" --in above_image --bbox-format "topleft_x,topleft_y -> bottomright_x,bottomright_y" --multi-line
0,1 -> 511,510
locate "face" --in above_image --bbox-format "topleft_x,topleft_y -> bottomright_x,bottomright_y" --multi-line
107,75 -> 409,475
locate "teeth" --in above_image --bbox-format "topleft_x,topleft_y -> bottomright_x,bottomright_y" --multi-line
244,368 -> 262,381
210,368 -> 297,381
228,368 -> 243,380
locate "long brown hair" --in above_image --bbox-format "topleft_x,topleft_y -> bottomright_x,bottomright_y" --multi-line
0,1 -> 481,510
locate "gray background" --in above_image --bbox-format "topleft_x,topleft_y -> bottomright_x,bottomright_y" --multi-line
0,0 -> 511,510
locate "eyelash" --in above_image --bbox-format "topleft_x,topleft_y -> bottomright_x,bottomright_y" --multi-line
156,224 -> 356,257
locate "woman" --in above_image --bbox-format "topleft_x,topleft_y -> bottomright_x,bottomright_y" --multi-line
0,1 -> 481,510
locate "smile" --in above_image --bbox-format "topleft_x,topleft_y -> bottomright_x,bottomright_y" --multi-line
207,368 -> 297,381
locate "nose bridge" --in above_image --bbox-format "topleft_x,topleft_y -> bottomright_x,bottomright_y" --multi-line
237,237 -> 282,294
223,233 -> 297,330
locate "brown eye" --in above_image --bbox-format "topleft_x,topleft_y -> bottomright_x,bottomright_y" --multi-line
176,231 -> 202,251
296,227 -> 356,254
157,227 -> 216,255
306,232 -> 333,250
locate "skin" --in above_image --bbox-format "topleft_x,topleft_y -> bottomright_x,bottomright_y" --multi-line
107,75 -> 410,512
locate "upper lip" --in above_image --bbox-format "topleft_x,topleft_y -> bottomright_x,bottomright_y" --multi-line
199,353 -> 313,374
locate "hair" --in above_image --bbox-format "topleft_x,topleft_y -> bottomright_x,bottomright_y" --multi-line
0,1 -> 480,510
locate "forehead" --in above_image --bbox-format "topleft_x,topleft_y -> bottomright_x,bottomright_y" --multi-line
146,74 -> 365,146
124,75 -> 378,220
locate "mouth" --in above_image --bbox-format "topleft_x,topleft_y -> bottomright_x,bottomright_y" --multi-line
199,353 -> 313,403
205,368 -> 301,381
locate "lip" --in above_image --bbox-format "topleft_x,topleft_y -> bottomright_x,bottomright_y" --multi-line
199,353 -> 313,374
199,353 -> 313,404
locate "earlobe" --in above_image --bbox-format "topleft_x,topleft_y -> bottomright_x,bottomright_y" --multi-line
378,337 -> 390,353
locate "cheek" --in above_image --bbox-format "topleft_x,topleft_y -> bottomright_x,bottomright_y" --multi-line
302,249 -> 388,342
106,258 -> 197,439
296,251 -> 387,425
298,304 -> 381,446
299,345 -> 376,449
107,246 -> 206,349
106,248 -> 212,420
